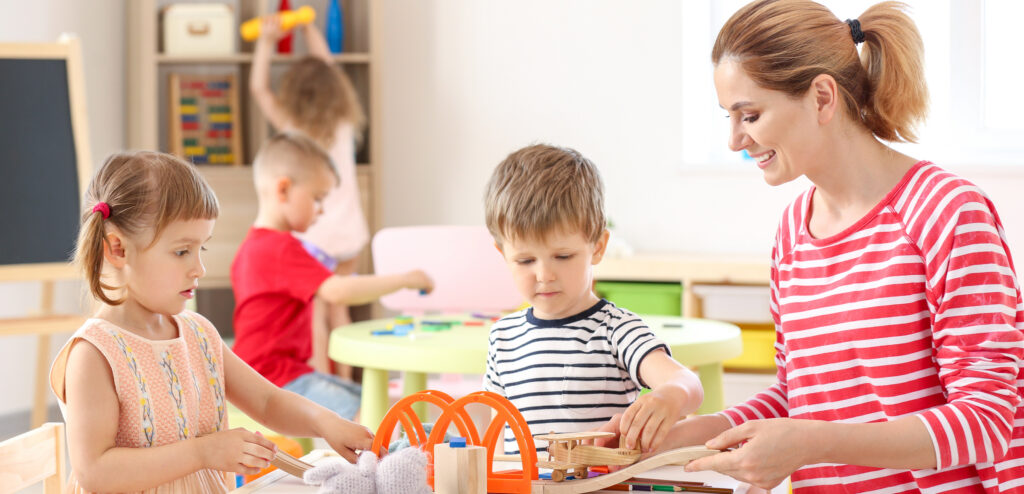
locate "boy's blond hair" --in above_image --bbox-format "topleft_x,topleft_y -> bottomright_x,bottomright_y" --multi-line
252,131 -> 339,189
484,144 -> 605,245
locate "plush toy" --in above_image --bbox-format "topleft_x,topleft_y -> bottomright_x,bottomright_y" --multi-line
303,447 -> 432,494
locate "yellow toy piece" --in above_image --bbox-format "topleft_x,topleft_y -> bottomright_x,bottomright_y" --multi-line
240,6 -> 316,42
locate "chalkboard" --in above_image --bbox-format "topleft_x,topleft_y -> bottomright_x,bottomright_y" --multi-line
0,41 -> 91,280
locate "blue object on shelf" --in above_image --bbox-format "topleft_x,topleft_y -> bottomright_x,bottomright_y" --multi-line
326,0 -> 344,53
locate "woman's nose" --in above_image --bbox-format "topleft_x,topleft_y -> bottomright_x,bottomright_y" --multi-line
728,121 -> 751,152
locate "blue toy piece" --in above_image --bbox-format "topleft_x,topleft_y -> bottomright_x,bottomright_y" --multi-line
449,437 -> 466,448
326,0 -> 343,53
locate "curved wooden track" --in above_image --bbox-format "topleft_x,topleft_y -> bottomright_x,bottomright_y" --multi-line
531,446 -> 721,493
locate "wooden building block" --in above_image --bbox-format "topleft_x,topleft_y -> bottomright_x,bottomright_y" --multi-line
434,441 -> 486,494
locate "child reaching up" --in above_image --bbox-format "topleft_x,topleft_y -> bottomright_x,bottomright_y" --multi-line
231,132 -> 433,421
482,144 -> 704,455
49,151 -> 373,493
250,16 -> 367,376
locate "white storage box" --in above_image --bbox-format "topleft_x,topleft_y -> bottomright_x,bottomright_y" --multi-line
692,284 -> 772,323
163,4 -> 236,56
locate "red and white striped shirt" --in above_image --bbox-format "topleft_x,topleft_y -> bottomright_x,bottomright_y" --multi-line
722,161 -> 1024,493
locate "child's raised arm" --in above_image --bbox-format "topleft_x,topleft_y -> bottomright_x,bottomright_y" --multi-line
63,341 -> 277,492
250,16 -> 292,131
618,350 -> 704,453
300,22 -> 334,65
316,269 -> 434,306
223,345 -> 373,462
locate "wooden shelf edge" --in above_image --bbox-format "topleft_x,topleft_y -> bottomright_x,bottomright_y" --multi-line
157,53 -> 370,64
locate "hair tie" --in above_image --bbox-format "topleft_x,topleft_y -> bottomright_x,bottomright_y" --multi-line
92,202 -> 111,219
846,18 -> 865,45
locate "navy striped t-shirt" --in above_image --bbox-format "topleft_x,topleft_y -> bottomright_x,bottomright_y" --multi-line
483,299 -> 669,454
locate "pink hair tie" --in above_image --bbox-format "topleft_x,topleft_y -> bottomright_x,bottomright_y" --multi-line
92,202 -> 111,219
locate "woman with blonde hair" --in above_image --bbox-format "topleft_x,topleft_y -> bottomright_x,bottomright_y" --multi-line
626,1 -> 1024,492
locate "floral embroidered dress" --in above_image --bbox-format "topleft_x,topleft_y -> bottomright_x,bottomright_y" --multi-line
50,311 -> 233,493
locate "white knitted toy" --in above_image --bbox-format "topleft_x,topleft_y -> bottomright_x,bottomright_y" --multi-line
303,447 -> 432,494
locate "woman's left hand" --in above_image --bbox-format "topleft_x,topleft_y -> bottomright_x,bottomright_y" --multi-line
685,418 -> 820,490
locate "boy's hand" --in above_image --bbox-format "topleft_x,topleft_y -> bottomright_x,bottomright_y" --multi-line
619,386 -> 687,453
403,270 -> 434,294
323,418 -> 374,463
196,428 -> 277,475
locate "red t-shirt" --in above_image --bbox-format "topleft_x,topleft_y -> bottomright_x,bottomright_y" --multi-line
231,227 -> 333,386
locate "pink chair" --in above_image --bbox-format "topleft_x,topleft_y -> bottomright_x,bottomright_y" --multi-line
371,225 -> 523,411
372,225 -> 522,314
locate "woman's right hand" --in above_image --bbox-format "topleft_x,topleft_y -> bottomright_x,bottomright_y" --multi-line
196,428 -> 278,475
404,270 -> 435,294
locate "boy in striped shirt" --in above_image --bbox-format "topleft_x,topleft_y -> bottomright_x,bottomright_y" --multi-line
482,144 -> 704,455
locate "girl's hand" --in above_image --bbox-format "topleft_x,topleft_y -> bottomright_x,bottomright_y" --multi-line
258,15 -> 285,42
196,428 -> 278,475
323,418 -> 374,463
685,418 -> 819,490
619,387 -> 686,453
404,270 -> 435,294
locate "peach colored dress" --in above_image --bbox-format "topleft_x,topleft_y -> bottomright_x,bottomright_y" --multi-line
50,311 -> 234,493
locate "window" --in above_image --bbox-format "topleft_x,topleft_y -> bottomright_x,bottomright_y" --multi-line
682,0 -> 1023,169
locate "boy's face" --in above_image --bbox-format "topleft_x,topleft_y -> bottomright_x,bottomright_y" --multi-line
498,228 -> 609,320
281,166 -> 334,233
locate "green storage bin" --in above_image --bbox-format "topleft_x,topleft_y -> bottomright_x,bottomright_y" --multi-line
594,281 -> 683,316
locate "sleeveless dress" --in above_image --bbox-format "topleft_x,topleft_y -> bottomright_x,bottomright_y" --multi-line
294,122 -> 370,262
49,311 -> 234,493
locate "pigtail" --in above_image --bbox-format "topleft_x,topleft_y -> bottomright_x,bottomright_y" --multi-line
858,2 -> 928,143
73,205 -> 124,306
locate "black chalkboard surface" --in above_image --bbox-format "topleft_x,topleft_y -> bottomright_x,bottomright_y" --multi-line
0,58 -> 81,266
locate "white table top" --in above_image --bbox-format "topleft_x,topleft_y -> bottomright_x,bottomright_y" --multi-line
229,449 -> 787,493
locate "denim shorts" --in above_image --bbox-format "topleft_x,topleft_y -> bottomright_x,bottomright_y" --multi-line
282,371 -> 361,420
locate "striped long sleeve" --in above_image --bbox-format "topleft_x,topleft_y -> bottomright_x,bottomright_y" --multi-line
721,162 -> 1024,493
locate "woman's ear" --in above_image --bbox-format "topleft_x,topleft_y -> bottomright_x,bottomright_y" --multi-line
810,73 -> 839,125
103,231 -> 127,269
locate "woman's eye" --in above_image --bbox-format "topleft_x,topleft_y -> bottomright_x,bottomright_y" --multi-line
175,250 -> 189,257
742,114 -> 759,123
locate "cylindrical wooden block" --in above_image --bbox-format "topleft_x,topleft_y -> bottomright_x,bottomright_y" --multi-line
433,442 -> 487,494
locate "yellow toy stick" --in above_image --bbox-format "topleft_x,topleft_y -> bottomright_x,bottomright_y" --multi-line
240,6 -> 316,41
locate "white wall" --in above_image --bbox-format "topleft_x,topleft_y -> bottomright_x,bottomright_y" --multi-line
0,0 -> 125,416
375,0 -> 1024,264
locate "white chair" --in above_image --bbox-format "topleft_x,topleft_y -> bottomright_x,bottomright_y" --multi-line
0,422 -> 66,494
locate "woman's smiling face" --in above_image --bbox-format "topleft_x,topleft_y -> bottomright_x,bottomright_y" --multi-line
714,59 -> 823,186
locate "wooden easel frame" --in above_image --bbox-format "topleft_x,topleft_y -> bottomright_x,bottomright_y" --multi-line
0,38 -> 92,427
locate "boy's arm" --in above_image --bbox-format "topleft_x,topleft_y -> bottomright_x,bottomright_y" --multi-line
316,269 -> 433,306
223,345 -> 373,462
250,16 -> 291,131
619,349 -> 704,453
300,23 -> 334,64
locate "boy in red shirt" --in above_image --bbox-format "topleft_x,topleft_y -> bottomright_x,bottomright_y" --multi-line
232,132 -> 433,420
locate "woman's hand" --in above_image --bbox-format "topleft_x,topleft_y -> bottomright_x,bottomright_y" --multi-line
196,428 -> 277,475
685,418 -> 821,490
322,417 -> 375,463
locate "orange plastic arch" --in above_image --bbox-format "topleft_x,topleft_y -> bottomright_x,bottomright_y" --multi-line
372,390 -> 538,494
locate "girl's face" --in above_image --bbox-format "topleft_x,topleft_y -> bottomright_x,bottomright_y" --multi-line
713,60 -> 823,186
123,218 -> 215,316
